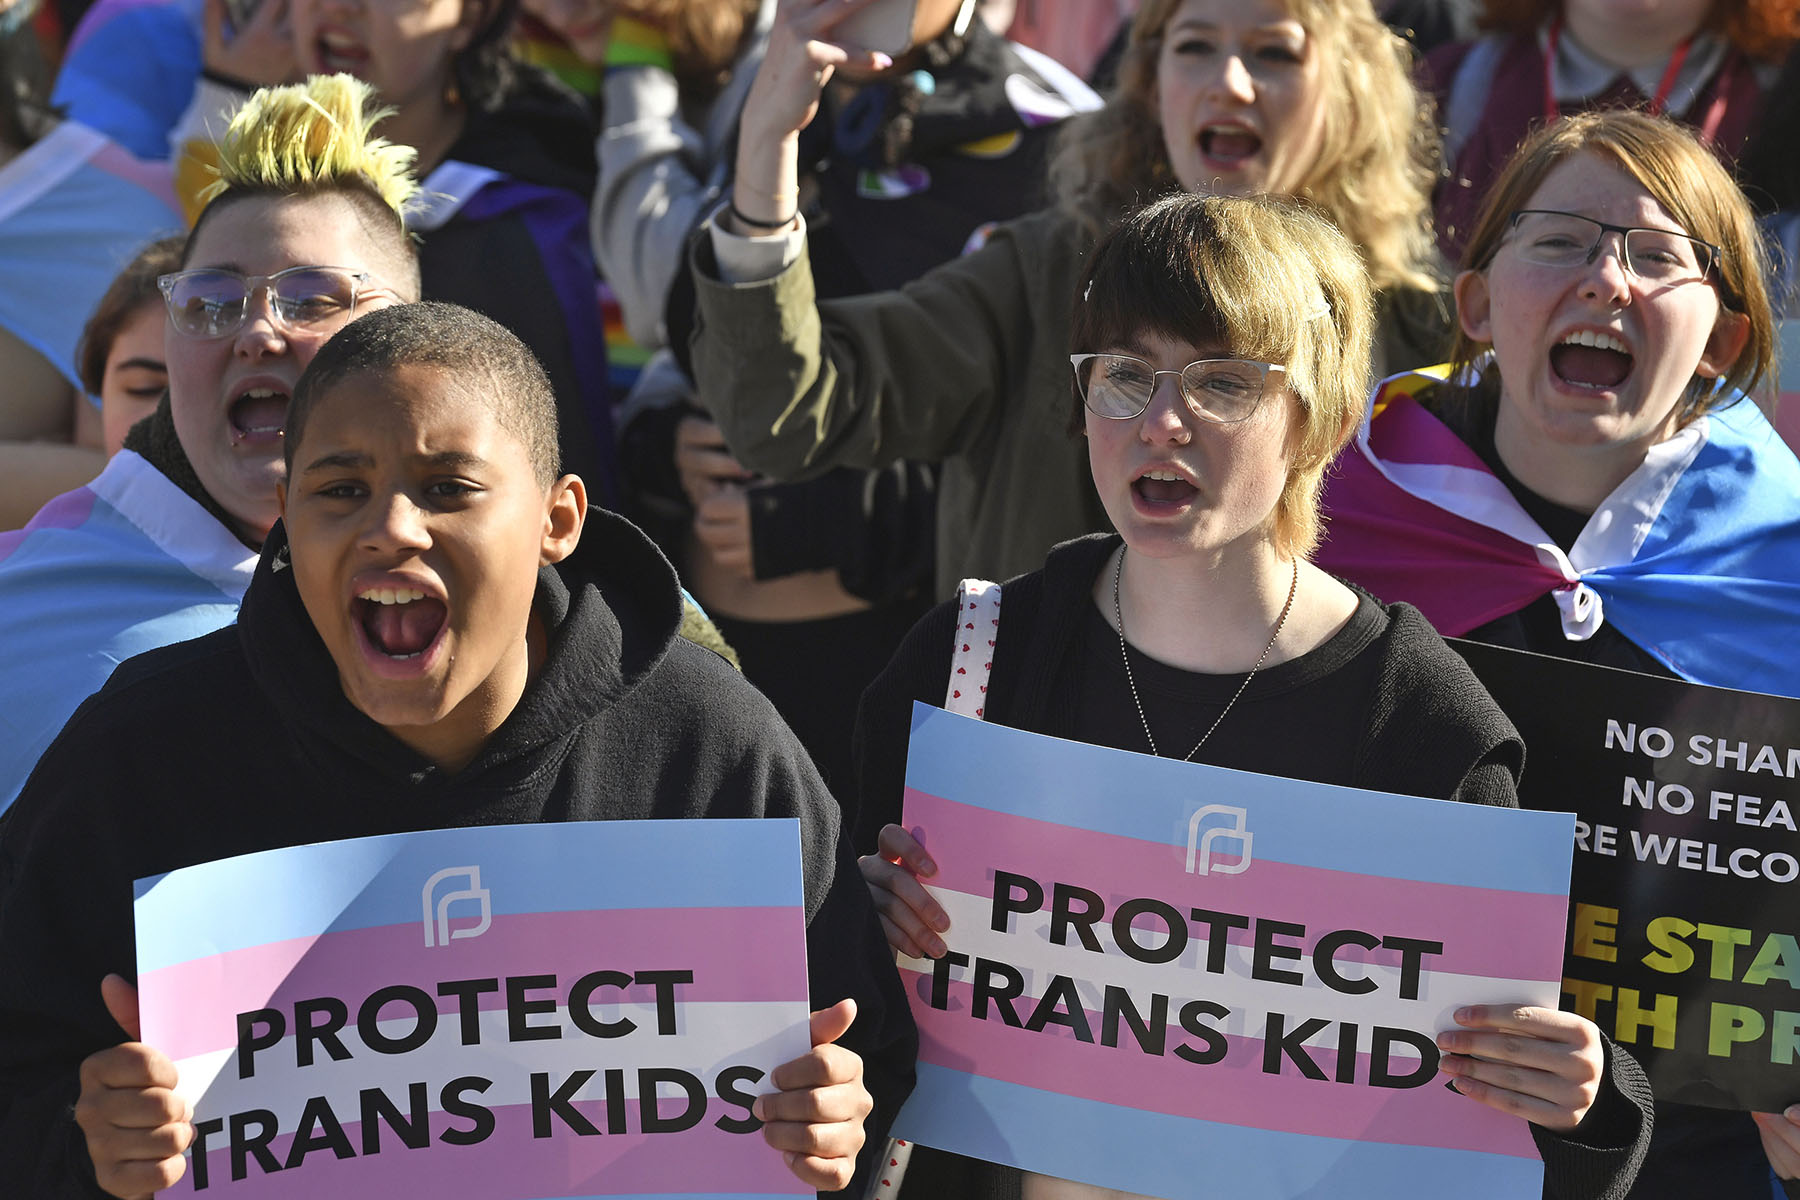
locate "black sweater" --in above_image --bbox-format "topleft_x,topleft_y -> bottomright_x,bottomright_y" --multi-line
0,508 -> 914,1198
852,533 -> 1655,1200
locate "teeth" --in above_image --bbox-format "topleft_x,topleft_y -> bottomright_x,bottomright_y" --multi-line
1142,470 -> 1185,482
241,388 -> 282,400
357,587 -> 428,605
1561,330 -> 1629,354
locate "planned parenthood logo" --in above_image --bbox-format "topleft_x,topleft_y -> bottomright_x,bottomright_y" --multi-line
1185,805 -> 1253,877
422,865 -> 492,947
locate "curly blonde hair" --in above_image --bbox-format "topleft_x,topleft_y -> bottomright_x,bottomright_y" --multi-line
1050,0 -> 1441,295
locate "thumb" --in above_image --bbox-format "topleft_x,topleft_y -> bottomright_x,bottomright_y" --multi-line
809,997 -> 856,1048
101,973 -> 142,1042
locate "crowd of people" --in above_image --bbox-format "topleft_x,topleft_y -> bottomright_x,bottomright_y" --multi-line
2,0 -> 1799,1196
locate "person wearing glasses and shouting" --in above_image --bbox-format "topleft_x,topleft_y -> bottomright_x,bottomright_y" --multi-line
1317,110 -> 1800,1199
0,75 -> 418,814
853,191 -> 1657,1200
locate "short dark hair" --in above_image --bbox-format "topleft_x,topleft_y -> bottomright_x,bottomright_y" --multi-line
77,235 -> 185,396
288,302 -> 561,487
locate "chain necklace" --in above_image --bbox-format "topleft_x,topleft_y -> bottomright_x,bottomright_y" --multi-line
1112,548 -> 1299,761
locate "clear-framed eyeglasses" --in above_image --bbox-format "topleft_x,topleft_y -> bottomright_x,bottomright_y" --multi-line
157,265 -> 378,339
1501,210 -> 1720,285
1070,353 -> 1286,424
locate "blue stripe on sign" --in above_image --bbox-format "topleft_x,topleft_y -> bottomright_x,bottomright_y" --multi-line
903,703 -> 1574,895
893,1063 -> 1544,1200
134,819 -> 803,974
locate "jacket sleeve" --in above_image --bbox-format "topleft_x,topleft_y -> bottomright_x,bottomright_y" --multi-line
687,211 -> 1047,481
0,717 -> 145,1199
747,462 -> 937,603
1531,1034 -> 1655,1200
592,63 -> 724,349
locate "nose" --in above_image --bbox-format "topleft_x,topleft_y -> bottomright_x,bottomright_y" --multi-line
1578,232 -> 1634,305
360,489 -> 432,554
1139,372 -> 1194,444
1208,54 -> 1256,104
233,286 -> 290,357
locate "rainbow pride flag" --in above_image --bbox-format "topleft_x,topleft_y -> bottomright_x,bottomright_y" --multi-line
893,705 -> 1573,1197
135,819 -> 813,1198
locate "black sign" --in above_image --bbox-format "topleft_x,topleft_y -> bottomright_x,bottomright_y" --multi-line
1453,640 -> 1800,1112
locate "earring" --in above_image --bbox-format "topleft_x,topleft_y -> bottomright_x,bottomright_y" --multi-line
445,78 -> 462,107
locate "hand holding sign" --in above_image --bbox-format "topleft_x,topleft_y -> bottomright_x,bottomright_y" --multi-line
859,823 -> 950,960
757,999 -> 874,1190
1753,1108 -> 1800,1179
74,975 -> 194,1200
1437,1004 -> 1604,1132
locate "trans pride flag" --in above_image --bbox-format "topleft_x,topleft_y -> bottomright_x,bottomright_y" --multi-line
0,452 -> 253,811
893,705 -> 1575,1198
0,120 -> 180,390
1318,368 -> 1800,698
135,820 -> 813,1198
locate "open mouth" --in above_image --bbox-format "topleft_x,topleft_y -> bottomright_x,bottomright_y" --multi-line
355,587 -> 448,661
1200,124 -> 1263,167
1549,330 -> 1634,391
1133,469 -> 1199,509
228,388 -> 288,444
316,29 -> 370,73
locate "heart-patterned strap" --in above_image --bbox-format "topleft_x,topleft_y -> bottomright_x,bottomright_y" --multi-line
943,577 -> 1001,720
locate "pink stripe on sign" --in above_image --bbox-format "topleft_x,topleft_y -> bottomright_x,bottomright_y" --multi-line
88,142 -> 179,210
141,907 -> 807,1063
904,790 -> 1568,984
905,972 -> 1538,1160
0,486 -> 98,565
178,1099 -> 795,1197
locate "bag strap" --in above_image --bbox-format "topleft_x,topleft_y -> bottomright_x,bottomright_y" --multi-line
871,579 -> 1002,1199
943,577 -> 1001,718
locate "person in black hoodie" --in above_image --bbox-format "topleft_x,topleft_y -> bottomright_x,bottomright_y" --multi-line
0,302 -> 915,1200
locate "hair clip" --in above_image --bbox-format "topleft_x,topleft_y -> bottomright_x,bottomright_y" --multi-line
1083,281 -> 1093,303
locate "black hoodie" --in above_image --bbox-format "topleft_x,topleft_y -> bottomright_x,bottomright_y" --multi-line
0,507 -> 915,1198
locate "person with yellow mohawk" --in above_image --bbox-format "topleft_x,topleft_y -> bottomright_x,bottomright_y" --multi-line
0,72 -> 421,815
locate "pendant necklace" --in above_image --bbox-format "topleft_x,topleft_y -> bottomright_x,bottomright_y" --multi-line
1113,548 -> 1299,761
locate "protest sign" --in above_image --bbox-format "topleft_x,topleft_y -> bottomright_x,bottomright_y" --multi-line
1454,641 -> 1800,1112
134,819 -> 813,1198
890,703 -> 1576,1198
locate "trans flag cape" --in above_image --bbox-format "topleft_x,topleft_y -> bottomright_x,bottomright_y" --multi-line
1317,367 -> 1800,699
52,0 -> 202,160
0,452 -> 254,812
0,121 -> 180,390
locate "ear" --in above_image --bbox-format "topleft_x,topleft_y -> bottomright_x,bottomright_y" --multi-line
1452,268 -> 1492,344
540,474 -> 587,565
450,0 -> 488,54
1696,308 -> 1750,380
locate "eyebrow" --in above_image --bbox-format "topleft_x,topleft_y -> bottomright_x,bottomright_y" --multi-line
299,449 -> 496,473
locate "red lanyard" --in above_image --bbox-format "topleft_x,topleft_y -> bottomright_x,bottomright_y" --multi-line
1541,16 -> 1731,144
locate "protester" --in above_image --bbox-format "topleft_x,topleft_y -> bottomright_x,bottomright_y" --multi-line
596,0 -> 1095,798
1316,110 -> 1800,1198
174,4 -> 619,498
854,191 -> 1653,1198
74,235 -> 183,456
689,0 -> 1448,595
1425,0 -> 1799,259
0,300 -> 916,1199
0,78 -> 418,812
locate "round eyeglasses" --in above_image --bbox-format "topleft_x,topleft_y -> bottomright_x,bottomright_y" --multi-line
157,266 -> 376,339
1070,353 -> 1285,424
1500,210 -> 1719,284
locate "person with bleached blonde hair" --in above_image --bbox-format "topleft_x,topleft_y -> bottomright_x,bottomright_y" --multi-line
0,73 -> 420,817
688,0 -> 1452,600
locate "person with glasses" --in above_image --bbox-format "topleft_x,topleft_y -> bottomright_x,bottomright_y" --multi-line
687,0 -> 1452,603
0,75 -> 419,815
1317,110 -> 1800,1198
852,192 -> 1655,1199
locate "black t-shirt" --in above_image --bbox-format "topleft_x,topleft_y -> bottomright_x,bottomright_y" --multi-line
1073,592 -> 1385,782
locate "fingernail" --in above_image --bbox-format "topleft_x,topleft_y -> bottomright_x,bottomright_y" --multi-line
784,1151 -> 801,1169
931,912 -> 950,933
1787,1105 -> 1800,1122
917,856 -> 938,877
1435,1032 -> 1456,1051
927,934 -> 947,958
871,52 -> 893,69
752,1097 -> 766,1121
1455,1006 -> 1476,1023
